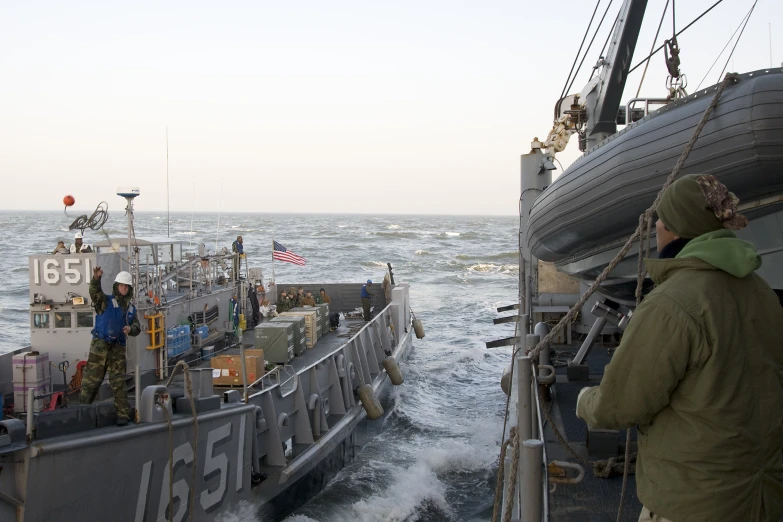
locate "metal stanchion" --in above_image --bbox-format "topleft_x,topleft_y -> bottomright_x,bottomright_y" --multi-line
520,314 -> 529,336
135,364 -> 142,423
517,354 -> 533,512
239,335 -> 249,402
525,335 -> 540,439
26,388 -> 35,440
521,439 -> 544,521
517,355 -> 533,441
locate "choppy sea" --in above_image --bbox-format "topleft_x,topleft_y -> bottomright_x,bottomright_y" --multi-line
0,209 -> 518,522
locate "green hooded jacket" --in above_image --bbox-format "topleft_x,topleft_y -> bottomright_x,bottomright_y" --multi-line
577,230 -> 783,521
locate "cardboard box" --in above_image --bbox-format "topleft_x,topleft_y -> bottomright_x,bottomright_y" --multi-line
245,348 -> 265,369
210,352 -> 264,386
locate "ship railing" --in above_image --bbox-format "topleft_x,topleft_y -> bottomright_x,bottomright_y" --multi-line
248,304 -> 398,403
623,97 -> 669,125
503,329 -> 561,521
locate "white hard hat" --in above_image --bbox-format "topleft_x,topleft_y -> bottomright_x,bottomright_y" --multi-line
74,232 -> 83,239
115,271 -> 133,285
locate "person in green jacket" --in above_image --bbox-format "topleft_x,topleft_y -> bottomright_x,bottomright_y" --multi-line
576,174 -> 783,522
277,290 -> 290,313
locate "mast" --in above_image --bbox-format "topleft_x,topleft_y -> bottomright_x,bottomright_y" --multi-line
582,0 -> 648,150
117,186 -> 141,422
166,126 -> 170,238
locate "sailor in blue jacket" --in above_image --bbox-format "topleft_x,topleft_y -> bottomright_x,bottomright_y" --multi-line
361,279 -> 373,321
80,267 -> 141,426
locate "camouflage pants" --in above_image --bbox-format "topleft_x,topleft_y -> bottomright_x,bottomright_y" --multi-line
362,297 -> 371,321
80,338 -> 130,419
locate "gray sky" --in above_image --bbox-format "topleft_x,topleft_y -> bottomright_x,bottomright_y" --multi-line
1,1 -> 780,215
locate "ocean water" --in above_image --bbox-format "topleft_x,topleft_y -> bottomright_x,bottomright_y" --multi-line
0,209 -> 518,522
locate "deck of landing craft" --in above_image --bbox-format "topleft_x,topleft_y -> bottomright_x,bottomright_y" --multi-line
165,317 -> 371,395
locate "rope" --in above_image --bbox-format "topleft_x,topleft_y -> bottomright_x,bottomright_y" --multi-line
67,201 -> 110,233
502,428 -> 521,522
166,360 -> 199,522
589,11 -> 620,82
628,0 -> 724,76
491,313 -> 521,522
716,0 -> 757,82
491,426 -> 517,522
615,428 -> 634,521
565,0 -> 616,96
635,0 -> 670,98
694,7 -> 749,91
558,0 -> 602,117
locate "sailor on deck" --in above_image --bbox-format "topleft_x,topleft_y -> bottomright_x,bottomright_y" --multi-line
70,232 -> 93,253
52,240 -> 68,254
576,175 -> 783,522
361,279 -> 373,321
80,268 -> 141,426
316,288 -> 331,305
278,290 -> 291,313
232,235 -> 244,280
301,290 -> 316,307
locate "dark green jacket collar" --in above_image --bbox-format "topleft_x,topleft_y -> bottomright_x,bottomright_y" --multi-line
645,229 -> 761,284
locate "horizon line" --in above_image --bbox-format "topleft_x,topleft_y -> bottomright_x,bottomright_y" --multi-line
0,209 -> 519,218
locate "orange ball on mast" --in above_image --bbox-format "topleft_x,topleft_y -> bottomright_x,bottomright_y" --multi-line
63,195 -> 75,207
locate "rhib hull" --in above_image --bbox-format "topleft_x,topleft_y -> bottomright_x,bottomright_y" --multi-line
528,69 -> 783,298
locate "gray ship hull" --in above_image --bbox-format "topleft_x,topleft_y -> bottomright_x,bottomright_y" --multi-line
1,290 -> 415,522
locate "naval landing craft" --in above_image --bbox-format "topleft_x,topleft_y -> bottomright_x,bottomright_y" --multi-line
0,187 -> 421,522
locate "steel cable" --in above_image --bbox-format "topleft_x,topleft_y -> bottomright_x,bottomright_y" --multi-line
629,0 -> 724,75
556,0 -> 602,119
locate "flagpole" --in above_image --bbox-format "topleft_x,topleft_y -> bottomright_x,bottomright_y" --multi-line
271,238 -> 276,284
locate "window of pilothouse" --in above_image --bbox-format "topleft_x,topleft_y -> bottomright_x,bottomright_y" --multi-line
33,312 -> 51,329
54,312 -> 72,329
77,311 -> 94,328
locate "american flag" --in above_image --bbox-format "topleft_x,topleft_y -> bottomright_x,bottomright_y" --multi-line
273,240 -> 306,266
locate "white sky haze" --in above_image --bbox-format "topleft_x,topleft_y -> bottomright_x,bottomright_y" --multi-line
1,1 -> 781,214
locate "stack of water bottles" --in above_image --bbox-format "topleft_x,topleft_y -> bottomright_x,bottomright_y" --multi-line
166,325 -> 192,358
195,325 -> 209,342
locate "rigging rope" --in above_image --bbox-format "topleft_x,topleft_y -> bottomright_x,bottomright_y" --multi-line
589,11 -> 620,81
635,0 -> 670,97
716,0 -> 757,82
502,428 -> 521,522
629,0 -> 724,75
694,6 -> 752,91
491,427 -> 517,522
565,0 -> 616,96
557,0 -> 602,119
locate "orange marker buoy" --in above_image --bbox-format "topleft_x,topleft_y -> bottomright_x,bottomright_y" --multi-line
63,195 -> 75,207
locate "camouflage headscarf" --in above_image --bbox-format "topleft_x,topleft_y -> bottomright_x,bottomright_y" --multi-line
656,174 -> 748,239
